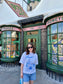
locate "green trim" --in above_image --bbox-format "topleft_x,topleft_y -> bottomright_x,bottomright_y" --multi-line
38,29 -> 42,69
22,23 -> 44,28
46,62 -> 63,74
45,13 -> 63,24
0,25 -> 20,29
1,57 -> 19,62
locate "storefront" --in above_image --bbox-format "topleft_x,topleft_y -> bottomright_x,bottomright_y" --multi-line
45,13 -> 63,75
0,25 -> 21,62
18,15 -> 47,69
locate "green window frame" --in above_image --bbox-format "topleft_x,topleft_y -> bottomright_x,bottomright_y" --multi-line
1,31 -> 20,59
47,22 -> 63,66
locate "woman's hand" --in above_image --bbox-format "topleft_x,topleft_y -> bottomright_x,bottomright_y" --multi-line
21,73 -> 23,78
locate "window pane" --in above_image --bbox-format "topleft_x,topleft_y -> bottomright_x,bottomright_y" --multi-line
6,52 -> 10,58
7,38 -> 11,44
3,52 -> 6,58
11,32 -> 17,38
58,45 -> 63,55
48,45 -> 50,53
7,31 -> 11,37
2,38 -> 7,44
52,54 -> 57,64
6,44 -> 11,58
51,24 -> 57,34
3,32 -> 6,37
58,23 -> 63,33
27,31 -> 38,35
51,34 -> 57,44
28,38 -> 36,48
58,34 -> 63,44
52,44 -> 57,54
11,51 -> 15,58
58,56 -> 63,66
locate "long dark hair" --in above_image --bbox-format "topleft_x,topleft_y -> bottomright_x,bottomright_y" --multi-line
26,43 -> 36,55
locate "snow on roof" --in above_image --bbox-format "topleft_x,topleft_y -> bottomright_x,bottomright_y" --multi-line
28,0 -> 63,18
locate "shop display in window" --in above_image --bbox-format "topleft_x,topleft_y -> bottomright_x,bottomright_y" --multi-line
2,31 -> 20,59
47,22 -> 63,66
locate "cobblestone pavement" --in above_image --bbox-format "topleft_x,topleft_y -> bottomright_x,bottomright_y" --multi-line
0,65 -> 63,84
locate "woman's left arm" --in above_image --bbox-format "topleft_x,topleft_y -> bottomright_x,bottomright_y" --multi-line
35,54 -> 38,65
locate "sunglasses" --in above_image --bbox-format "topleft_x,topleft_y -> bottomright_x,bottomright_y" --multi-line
28,46 -> 33,49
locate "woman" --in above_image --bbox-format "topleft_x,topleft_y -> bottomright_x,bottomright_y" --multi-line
19,43 -> 38,84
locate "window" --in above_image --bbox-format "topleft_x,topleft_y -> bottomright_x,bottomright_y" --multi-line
47,22 -> 63,66
2,31 -> 20,58
27,31 -> 38,35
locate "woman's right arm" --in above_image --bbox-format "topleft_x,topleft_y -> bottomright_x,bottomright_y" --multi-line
19,52 -> 26,78
21,63 -> 24,78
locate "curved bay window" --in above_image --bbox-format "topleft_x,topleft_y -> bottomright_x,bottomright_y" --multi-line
1,30 -> 20,62
47,22 -> 63,66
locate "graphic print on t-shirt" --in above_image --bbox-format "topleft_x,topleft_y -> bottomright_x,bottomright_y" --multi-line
25,55 -> 35,71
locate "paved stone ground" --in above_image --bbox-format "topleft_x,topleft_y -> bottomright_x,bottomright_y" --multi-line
0,65 -> 63,84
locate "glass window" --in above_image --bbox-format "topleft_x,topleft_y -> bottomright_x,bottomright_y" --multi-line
52,54 -> 57,65
58,56 -> 63,66
3,32 -> 6,37
58,34 -> 63,44
51,34 -> 57,44
27,31 -> 38,35
58,45 -> 63,55
7,38 -> 11,44
52,44 -> 57,55
28,38 -> 36,48
2,31 -> 20,58
51,24 -> 57,34
47,22 -> 63,66
7,31 -> 11,37
58,23 -> 63,33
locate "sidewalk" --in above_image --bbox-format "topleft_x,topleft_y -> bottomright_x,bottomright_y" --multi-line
0,65 -> 63,84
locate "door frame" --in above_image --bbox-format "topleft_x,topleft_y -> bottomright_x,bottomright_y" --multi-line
24,30 -> 42,69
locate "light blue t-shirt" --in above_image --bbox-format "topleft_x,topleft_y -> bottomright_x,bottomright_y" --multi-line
19,52 -> 38,74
